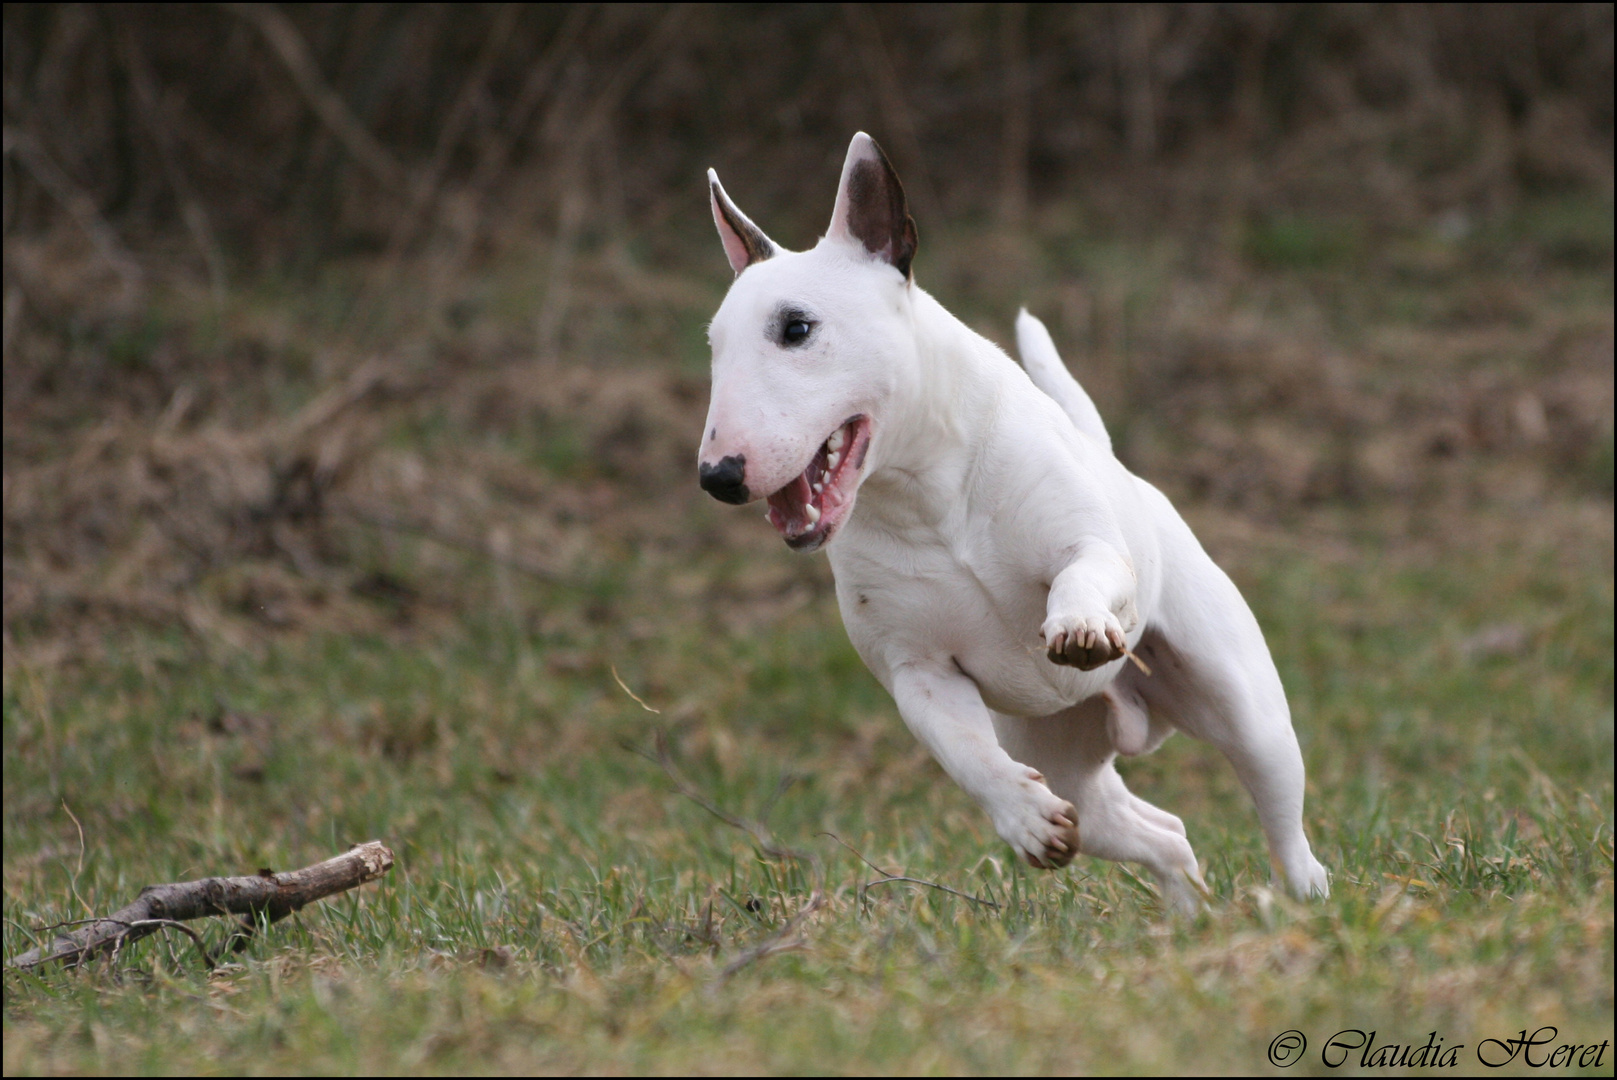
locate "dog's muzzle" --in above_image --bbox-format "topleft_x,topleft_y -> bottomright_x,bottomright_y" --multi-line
698,454 -> 749,504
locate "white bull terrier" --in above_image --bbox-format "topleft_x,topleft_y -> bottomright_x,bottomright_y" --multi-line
696,133 -> 1329,912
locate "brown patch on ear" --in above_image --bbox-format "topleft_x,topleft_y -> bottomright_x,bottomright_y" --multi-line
844,150 -> 918,279
710,177 -> 775,273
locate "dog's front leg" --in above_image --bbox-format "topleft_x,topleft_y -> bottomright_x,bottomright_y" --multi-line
1043,543 -> 1140,671
891,661 -> 1080,869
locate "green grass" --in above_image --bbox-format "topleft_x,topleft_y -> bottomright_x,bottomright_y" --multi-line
4,520 -> 1612,1074
4,190 -> 1613,1072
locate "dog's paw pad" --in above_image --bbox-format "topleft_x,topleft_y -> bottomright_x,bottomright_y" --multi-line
1043,615 -> 1126,671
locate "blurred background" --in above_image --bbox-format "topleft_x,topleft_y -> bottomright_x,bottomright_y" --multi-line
2,1 -> 1611,656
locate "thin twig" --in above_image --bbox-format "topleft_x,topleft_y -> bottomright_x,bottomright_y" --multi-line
715,889 -> 825,982
60,800 -> 92,920
859,876 -> 1001,910
610,666 -> 661,714
1024,638 -> 1152,676
447,4 -> 592,275
632,729 -> 831,985
3,125 -> 143,291
819,832 -> 1002,910
387,2 -> 522,256
118,23 -> 227,301
107,918 -> 219,971
470,4 -> 592,193
818,830 -> 895,878
759,772 -> 801,825
565,4 -> 694,157
840,3 -> 939,216
24,917 -> 108,935
997,2 -> 1030,226
227,3 -> 407,193
532,3 -> 693,357
638,730 -> 807,862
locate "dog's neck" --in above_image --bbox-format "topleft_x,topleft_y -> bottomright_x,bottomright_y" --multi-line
854,286 -> 1012,530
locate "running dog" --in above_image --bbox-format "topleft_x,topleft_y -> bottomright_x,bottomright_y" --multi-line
696,133 -> 1329,911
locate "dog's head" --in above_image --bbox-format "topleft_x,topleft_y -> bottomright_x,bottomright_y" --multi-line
698,133 -> 918,552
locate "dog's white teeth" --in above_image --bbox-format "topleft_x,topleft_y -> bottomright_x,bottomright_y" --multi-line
827,428 -> 845,452
804,503 -> 821,524
826,451 -> 841,471
812,481 -> 824,494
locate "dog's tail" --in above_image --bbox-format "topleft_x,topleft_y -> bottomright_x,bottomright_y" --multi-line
1015,309 -> 1112,451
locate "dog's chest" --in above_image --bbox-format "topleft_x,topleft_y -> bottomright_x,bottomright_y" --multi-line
829,522 -> 1106,717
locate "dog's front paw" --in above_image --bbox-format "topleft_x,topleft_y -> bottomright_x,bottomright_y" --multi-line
1043,612 -> 1126,671
992,770 -> 1081,870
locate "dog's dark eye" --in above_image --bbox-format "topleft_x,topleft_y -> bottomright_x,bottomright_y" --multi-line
782,319 -> 812,346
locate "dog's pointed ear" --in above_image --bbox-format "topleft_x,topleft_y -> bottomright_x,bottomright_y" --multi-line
709,170 -> 776,275
826,132 -> 917,280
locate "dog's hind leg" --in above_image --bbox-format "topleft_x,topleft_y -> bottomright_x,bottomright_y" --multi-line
1127,539 -> 1331,899
993,706 -> 1206,915
1128,792 -> 1188,837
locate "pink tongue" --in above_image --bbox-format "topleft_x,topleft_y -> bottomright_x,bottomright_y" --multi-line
767,473 -> 815,534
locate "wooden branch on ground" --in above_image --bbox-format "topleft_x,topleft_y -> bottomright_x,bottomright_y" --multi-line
6,841 -> 394,972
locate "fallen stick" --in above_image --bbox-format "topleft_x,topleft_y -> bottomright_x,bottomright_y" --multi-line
6,841 -> 394,972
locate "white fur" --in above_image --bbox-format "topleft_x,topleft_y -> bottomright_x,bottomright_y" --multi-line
698,134 -> 1329,912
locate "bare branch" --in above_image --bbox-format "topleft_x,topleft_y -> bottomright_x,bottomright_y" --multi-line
840,3 -> 939,216
998,2 -> 1030,226
387,2 -> 523,254
531,4 -> 693,357
117,22 -> 228,299
6,841 -> 394,972
226,3 -> 407,193
2,125 -> 143,291
468,4 -> 593,196
569,4 -> 695,157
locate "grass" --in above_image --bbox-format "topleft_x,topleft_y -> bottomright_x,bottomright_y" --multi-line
4,193 -> 1613,1073
3,529 -> 1612,1074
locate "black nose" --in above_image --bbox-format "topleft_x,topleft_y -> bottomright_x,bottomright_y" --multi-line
699,454 -> 749,504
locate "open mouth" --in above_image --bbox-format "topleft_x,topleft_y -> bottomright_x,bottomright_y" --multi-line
765,415 -> 872,551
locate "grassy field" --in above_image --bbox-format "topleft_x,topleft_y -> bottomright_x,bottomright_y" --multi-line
4,193 -> 1613,1074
